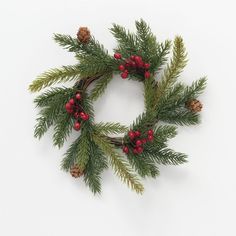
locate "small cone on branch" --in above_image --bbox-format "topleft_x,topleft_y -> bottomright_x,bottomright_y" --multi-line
70,165 -> 84,178
77,27 -> 91,44
186,99 -> 203,112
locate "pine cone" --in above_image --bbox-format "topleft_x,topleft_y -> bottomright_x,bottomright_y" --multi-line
77,27 -> 91,44
186,99 -> 203,112
70,165 -> 84,178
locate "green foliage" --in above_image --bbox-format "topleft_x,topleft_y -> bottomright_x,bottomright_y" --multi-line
94,122 -> 128,135
52,112 -> 74,148
34,87 -> 75,107
84,141 -> 108,194
61,137 -> 81,171
158,109 -> 200,126
54,33 -> 81,52
29,65 -> 80,92
110,24 -> 138,58
34,87 -> 74,139
155,36 -> 187,104
93,134 -> 144,194
89,72 -> 113,101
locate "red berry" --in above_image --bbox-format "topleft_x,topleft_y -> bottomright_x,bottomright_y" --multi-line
119,65 -> 125,71
123,146 -> 129,154
133,148 -> 138,154
79,112 -> 85,118
69,98 -> 75,105
144,71 -> 151,79
144,63 -> 150,69
74,112 -> 79,119
142,139 -> 147,144
75,93 -> 82,100
67,109 -> 73,114
114,53 -> 122,59
130,55 -> 135,60
125,63 -> 130,68
73,122 -> 81,131
83,113 -> 90,121
121,72 -> 128,79
136,140 -> 142,146
147,129 -> 154,135
135,130 -> 141,137
128,131 -> 135,140
134,56 -> 142,63
65,102 -> 72,110
147,135 -> 154,141
137,146 -> 143,154
130,61 -> 136,67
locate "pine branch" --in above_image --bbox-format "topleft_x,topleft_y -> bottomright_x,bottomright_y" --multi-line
144,77 -> 156,112
145,147 -> 187,165
127,152 -> 160,178
156,78 -> 206,115
94,122 -> 128,135
93,134 -> 144,194
84,141 -> 108,194
54,34 -> 81,52
34,87 -> 75,107
89,72 -> 113,101
34,90 -> 73,139
29,65 -> 80,92
110,24 -> 139,58
135,19 -> 159,63
61,137 -> 81,171
155,36 -> 187,103
158,109 -> 200,126
52,112 -> 74,148
154,40 -> 172,70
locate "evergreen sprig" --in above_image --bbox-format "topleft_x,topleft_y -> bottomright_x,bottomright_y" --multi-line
89,72 -> 113,101
29,65 -> 80,92
93,134 -> 144,194
94,122 -> 128,135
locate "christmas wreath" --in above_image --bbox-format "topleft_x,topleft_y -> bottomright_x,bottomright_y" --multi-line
29,20 -> 206,194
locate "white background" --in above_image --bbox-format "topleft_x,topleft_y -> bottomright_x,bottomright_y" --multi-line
0,0 -> 236,235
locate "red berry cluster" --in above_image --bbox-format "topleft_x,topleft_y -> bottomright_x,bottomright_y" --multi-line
122,129 -> 154,155
114,53 -> 151,79
65,92 -> 89,131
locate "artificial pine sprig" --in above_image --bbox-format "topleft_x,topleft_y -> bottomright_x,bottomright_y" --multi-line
29,19 -> 206,195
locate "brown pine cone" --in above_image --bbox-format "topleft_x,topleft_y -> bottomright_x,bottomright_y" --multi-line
186,99 -> 203,112
77,27 -> 91,44
70,165 -> 84,178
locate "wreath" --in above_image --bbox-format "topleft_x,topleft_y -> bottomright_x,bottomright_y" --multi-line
29,19 -> 206,194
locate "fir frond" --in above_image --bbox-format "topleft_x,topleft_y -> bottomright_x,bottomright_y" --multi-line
159,109 -> 200,126
52,112 -> 74,148
144,77 -> 156,112
54,34 -> 81,52
135,19 -> 159,63
75,131 -> 91,169
89,73 -> 113,101
127,152 -> 160,178
182,77 -> 207,101
29,65 -> 80,92
93,134 -> 144,194
155,36 -> 187,103
154,40 -> 172,70
94,122 -> 128,135
110,24 -> 138,58
34,90 -> 73,139
34,87 -> 75,107
61,137 -> 81,171
145,147 -> 187,165
84,141 -> 108,194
